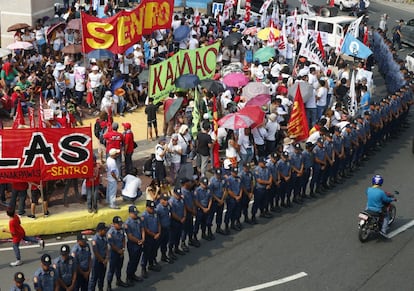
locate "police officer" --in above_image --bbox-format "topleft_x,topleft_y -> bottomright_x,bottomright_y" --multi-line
89,222 -> 109,291
141,200 -> 161,278
10,272 -> 31,291
332,127 -> 345,185
311,138 -> 327,194
53,244 -> 77,291
208,168 -> 227,234
301,142 -> 314,198
107,216 -> 129,290
181,178 -> 199,249
33,254 -> 58,291
266,154 -> 279,212
169,187 -> 186,259
125,205 -> 145,285
224,167 -> 243,232
71,234 -> 91,291
194,176 -> 213,241
322,133 -> 335,189
290,144 -> 304,204
240,162 -> 255,223
341,124 -> 353,177
276,151 -> 292,207
156,194 -> 174,263
252,158 -> 272,223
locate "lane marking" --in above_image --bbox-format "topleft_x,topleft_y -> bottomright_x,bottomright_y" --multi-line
387,219 -> 414,238
0,239 -> 79,252
234,272 -> 308,291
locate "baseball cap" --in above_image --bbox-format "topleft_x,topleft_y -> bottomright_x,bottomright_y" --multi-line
41,254 -> 52,266
305,142 -> 314,148
200,177 -> 208,185
174,187 -> 182,195
215,168 -> 222,175
180,177 -> 190,184
14,272 -> 25,283
128,205 -> 139,214
122,122 -> 131,129
113,216 -> 123,224
77,233 -> 87,241
258,157 -> 266,163
282,151 -> 289,157
294,143 -> 302,150
146,200 -> 155,208
96,222 -> 108,231
109,148 -> 120,156
160,193 -> 170,200
317,137 -> 324,143
60,244 -> 70,255
231,167 -> 238,173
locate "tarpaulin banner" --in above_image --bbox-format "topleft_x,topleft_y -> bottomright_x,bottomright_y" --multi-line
0,127 -> 94,182
81,0 -> 173,54
148,42 -> 220,103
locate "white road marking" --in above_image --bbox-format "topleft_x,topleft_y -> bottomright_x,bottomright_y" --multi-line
0,239 -> 81,252
233,272 -> 308,291
387,219 -> 414,238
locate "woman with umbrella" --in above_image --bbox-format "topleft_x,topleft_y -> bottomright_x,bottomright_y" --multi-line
34,23 -> 46,54
51,26 -> 65,55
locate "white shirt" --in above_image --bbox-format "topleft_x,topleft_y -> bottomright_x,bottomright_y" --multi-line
168,143 -> 182,164
307,131 -> 321,144
188,38 -> 199,50
106,156 -> 118,182
238,129 -> 253,155
251,127 -> 267,145
316,86 -> 328,107
88,72 -> 102,89
155,143 -> 165,161
265,120 -> 280,141
122,174 -> 142,199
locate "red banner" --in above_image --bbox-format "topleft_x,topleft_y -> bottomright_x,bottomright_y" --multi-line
81,0 -> 173,54
288,86 -> 309,141
0,127 -> 94,182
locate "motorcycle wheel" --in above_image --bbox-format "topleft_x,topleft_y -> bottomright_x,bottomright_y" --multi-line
358,224 -> 370,242
388,205 -> 396,226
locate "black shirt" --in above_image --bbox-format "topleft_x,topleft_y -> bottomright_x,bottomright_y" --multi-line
196,132 -> 212,156
145,104 -> 157,121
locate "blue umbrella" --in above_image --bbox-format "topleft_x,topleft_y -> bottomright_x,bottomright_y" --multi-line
87,49 -> 114,60
175,74 -> 200,89
125,46 -> 134,55
173,25 -> 191,42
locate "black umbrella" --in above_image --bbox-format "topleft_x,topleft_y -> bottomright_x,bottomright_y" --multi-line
44,17 -> 66,27
200,79 -> 226,95
175,74 -> 200,89
223,32 -> 242,47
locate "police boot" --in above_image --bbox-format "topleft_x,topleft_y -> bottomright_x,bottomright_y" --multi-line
201,231 -> 210,241
216,225 -> 226,235
168,249 -> 178,260
141,268 -> 148,279
225,224 -> 231,235
207,227 -> 215,240
107,285 -> 112,291
126,276 -> 135,286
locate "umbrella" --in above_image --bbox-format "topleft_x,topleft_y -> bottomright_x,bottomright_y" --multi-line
257,27 -> 280,41
221,63 -> 244,77
7,23 -> 30,32
222,72 -> 250,88
61,44 -> 82,54
245,94 -> 271,107
243,26 -> 258,35
200,79 -> 226,95
7,41 -> 33,50
46,22 -> 66,39
218,113 -> 255,130
87,49 -> 114,60
242,82 -> 270,100
44,17 -> 65,26
66,18 -> 82,30
173,25 -> 191,42
253,47 -> 276,63
237,105 -> 265,127
175,74 -> 200,89
287,81 -> 314,103
0,48 -> 12,58
164,97 -> 184,122
223,32 -> 242,47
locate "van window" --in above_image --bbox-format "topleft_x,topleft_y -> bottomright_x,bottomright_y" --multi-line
308,20 -> 316,31
318,22 -> 334,34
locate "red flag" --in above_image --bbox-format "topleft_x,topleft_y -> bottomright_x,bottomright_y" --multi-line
268,22 -> 276,46
107,107 -> 113,132
212,96 -> 220,168
244,0 -> 251,22
28,107 -> 35,128
329,0 -> 335,7
38,92 -> 46,128
317,32 -> 326,60
12,100 -> 25,129
288,86 -> 309,141
363,27 -> 369,46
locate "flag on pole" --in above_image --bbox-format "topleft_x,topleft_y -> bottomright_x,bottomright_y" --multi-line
194,8 -> 201,27
278,21 -> 287,58
212,96 -> 220,168
347,16 -> 364,38
38,92 -> 46,128
12,100 -> 25,129
271,4 -> 279,26
288,86 -> 309,141
191,90 -> 201,139
348,71 -> 358,117
317,32 -> 326,60
259,0 -> 272,13
363,27 -> 369,46
244,0 -> 251,22
299,34 -> 327,71
222,0 -> 233,21
340,33 -> 373,59
28,106 -> 35,128
268,22 -> 277,46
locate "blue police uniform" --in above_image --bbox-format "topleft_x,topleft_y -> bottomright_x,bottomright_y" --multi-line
208,175 -> 226,228
342,129 -> 352,171
194,185 -> 212,237
155,202 -> 172,258
125,216 -> 144,281
181,187 -> 196,244
107,225 -> 126,286
88,233 -> 108,290
332,133 -> 344,180
265,160 -> 278,211
290,151 -> 304,201
71,242 -> 91,291
53,255 -> 77,290
141,210 -> 160,269
225,174 -> 242,228
311,144 -> 326,193
169,195 -> 185,250
276,158 -> 291,206
33,267 -> 59,291
301,149 -> 313,196
10,283 -> 31,291
240,169 -> 254,220
252,165 -> 271,218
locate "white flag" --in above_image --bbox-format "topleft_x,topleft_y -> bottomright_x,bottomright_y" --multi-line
347,16 -> 364,38
348,71 -> 358,116
259,0 -> 272,13
278,21 -> 287,58
298,34 -> 327,71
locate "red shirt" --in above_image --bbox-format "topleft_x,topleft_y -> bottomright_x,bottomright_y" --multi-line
12,182 -> 28,191
104,130 -> 123,153
9,214 -> 25,243
123,130 -> 135,154
86,163 -> 101,187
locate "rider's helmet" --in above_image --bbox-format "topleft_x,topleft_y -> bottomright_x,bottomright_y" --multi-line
372,174 -> 383,186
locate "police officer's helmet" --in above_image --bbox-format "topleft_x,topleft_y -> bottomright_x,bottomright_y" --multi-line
372,174 -> 383,186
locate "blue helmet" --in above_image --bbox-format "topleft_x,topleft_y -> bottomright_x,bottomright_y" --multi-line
372,175 -> 383,186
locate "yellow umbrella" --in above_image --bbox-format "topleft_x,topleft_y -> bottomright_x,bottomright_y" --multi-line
257,27 -> 280,41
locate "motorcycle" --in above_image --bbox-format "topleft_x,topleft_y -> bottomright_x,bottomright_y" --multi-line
357,191 -> 399,242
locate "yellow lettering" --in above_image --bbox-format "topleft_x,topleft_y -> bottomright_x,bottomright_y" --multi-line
157,1 -> 171,27
130,7 -> 144,39
86,22 -> 114,49
143,2 -> 158,30
117,15 -> 131,47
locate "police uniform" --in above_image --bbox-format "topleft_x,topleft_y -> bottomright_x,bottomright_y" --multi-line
53,244 -> 77,291
276,152 -> 292,207
194,177 -> 213,240
290,145 -> 304,203
141,201 -> 161,277
341,126 -> 352,173
181,184 -> 199,248
107,216 -> 128,289
208,169 -> 226,233
225,168 -> 242,231
169,188 -> 186,258
33,254 -> 58,291
155,195 -> 173,262
322,136 -> 334,188
252,161 -> 272,221
310,139 -> 326,194
88,223 -> 109,291
301,143 -> 314,197
11,272 -> 31,291
125,205 -> 144,284
71,234 -> 91,291
265,157 -> 278,212
240,166 -> 254,222
332,130 -> 345,183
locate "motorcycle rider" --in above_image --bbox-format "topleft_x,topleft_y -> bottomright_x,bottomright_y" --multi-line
365,175 -> 396,236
